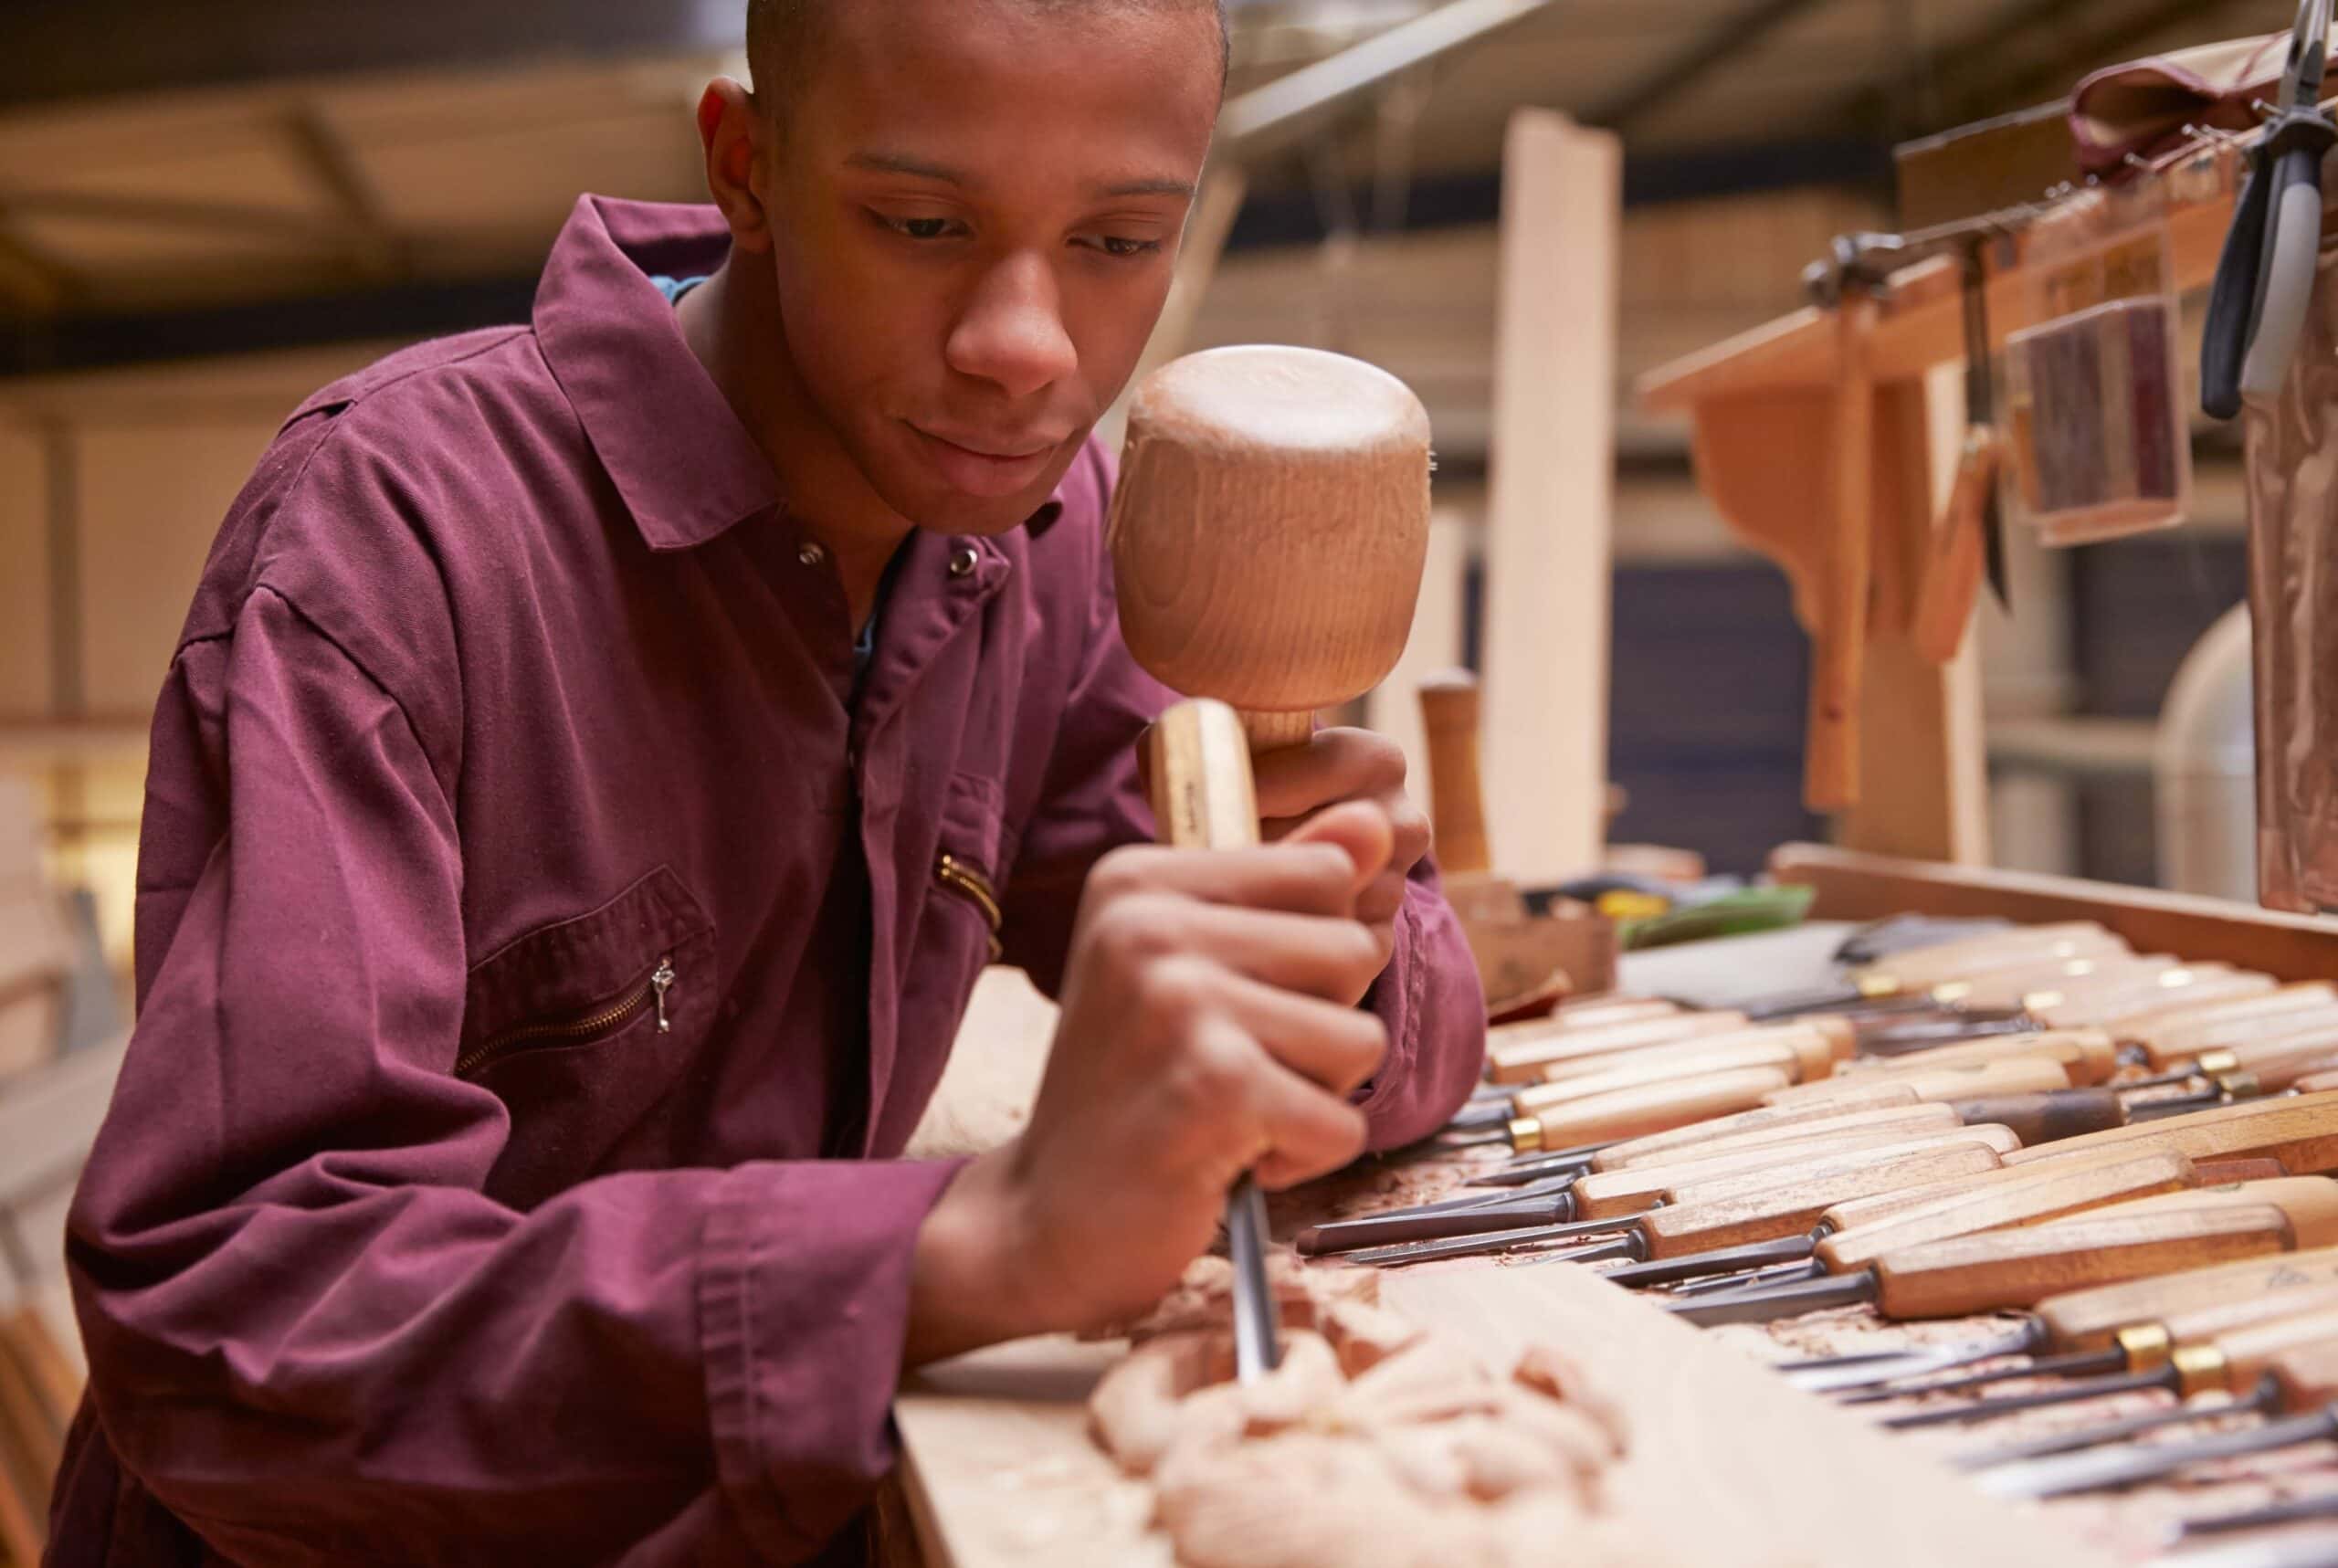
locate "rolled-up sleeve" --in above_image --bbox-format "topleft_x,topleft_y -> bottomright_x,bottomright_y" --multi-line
69,586 -> 949,1566
997,494 -> 1482,1154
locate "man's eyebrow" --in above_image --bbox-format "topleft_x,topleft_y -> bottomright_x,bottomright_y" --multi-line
1093,176 -> 1197,200
843,152 -> 1194,202
846,151 -> 969,184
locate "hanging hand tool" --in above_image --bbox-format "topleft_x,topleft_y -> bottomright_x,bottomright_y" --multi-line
1870,1268 -> 2338,1430
1975,1334 -> 2338,1500
2201,0 -> 2338,420
1785,1240 -> 2338,1394
1356,1129 -> 2021,1268
1145,700 -> 1280,1381
1675,1173 -> 2338,1329
1598,1142 -> 2197,1292
1911,239 -> 2006,664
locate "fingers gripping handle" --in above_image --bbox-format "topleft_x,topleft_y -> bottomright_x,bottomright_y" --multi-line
1145,698 -> 1279,1379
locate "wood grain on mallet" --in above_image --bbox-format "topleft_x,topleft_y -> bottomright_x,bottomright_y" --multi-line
1109,344 -> 1431,752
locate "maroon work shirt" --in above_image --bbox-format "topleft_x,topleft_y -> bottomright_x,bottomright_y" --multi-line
47,196 -> 1483,1567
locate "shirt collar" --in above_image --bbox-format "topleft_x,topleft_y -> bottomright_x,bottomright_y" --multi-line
533,195 -> 1075,553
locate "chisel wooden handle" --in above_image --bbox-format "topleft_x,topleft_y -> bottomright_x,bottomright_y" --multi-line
1487,1011 -> 1754,1084
2131,983 -> 2338,1063
2050,1177 -> 2338,1243
2036,1245 -> 2338,1352
2206,1027 -> 2338,1091
1766,1056 -> 2072,1108
1872,1204 -> 2304,1320
1573,1113 -> 1975,1218
1515,1032 -> 1839,1113
1596,1091 -> 1947,1169
1836,1030 -> 2120,1088
2161,1307 -> 2338,1398
1816,1148 -> 2197,1273
2270,1337 -> 2338,1406
2033,967 -> 2272,1029
1417,671 -> 1493,877
1640,1137 -> 2011,1257
2004,1091 -> 2338,1175
1596,1100 -> 1963,1173
1507,1066 -> 1792,1154
1539,1023 -> 1846,1086
1489,997 -> 1676,1041
1854,922 -> 2122,988
2095,973 -> 2282,1038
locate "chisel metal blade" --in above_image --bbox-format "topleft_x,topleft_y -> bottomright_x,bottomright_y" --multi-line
1857,1010 -> 2041,1055
1833,1344 -> 2128,1406
1977,1406 -> 2338,1500
1784,1323 -> 2050,1394
1343,1216 -> 1632,1268
2184,1488 -> 2338,1539
1298,1189 -> 1574,1255
1470,1148 -> 1604,1185
1956,1381 -> 2282,1471
1879,1363 -> 2172,1430
2160,1530 -> 2338,1568
1670,1258 -> 1824,1298
1598,1233 -> 1818,1290
1669,1269 -> 1876,1326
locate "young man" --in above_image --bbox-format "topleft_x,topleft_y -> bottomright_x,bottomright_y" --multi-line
48,1 -> 1481,1563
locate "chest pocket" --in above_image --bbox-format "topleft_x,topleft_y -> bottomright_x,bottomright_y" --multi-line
459,866 -> 717,1210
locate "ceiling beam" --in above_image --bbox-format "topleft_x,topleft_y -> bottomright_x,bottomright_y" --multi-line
1582,0 -> 1845,132
2,0 -> 738,111
280,106 -> 410,283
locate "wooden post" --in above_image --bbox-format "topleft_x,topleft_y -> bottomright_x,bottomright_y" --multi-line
1836,365 -> 1990,864
1480,110 -> 1619,885
1364,509 -> 1469,822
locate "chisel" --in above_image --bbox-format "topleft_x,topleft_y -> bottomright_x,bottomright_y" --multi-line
1851,1008 -> 2047,1056
1485,1010 -> 1768,1084
1451,1064 -> 1798,1155
1783,1241 -> 2338,1393
1825,1027 -> 2122,1086
1732,923 -> 2131,1019
1353,1129 -> 2019,1268
1597,1142 -> 2201,1292
1301,1109 -> 2003,1256
1465,1059 -> 2104,1185
1448,1025 -> 1848,1131
2122,982 -> 2338,1063
2035,965 -> 2277,1031
1673,1175 -> 2338,1328
2136,1018 -> 2338,1096
1871,1270 -> 2338,1429
1144,699 -> 1279,1382
1758,1055 -> 2075,1110
1975,1333 -> 2338,1500
2180,1491 -> 2338,1544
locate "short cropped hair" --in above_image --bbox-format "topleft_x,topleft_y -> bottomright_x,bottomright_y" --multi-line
746,0 -> 1231,110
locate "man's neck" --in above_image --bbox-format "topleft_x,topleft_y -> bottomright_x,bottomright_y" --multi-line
676,261 -> 911,629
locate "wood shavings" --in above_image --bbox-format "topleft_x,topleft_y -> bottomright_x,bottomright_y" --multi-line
1088,1255 -> 1655,1568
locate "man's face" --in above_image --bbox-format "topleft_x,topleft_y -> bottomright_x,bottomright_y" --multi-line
757,0 -> 1221,535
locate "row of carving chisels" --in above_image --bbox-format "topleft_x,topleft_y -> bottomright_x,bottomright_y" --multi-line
1306,918 -> 2338,1563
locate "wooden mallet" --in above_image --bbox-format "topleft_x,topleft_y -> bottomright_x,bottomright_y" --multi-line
1110,344 -> 1432,1381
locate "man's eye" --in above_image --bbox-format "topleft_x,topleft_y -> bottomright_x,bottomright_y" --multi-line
1089,236 -> 1164,259
874,212 -> 960,241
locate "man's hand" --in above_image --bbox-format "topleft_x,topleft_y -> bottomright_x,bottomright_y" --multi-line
1252,729 -> 1431,992
907,803 -> 1396,1362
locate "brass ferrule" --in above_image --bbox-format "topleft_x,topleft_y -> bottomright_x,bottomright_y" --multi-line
1510,1117 -> 1544,1154
2113,1321 -> 2174,1373
2171,1342 -> 2230,1398
2196,1049 -> 2242,1078
2215,1070 -> 2261,1100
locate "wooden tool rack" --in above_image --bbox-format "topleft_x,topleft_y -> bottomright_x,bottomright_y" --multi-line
1635,135 -> 2252,865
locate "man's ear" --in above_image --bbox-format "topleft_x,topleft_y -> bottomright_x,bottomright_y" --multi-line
696,79 -> 774,253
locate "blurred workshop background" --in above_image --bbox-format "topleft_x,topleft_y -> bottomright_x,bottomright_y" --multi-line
0,0 -> 2297,997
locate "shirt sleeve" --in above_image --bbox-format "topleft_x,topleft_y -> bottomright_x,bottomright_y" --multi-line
69,585 -> 952,1567
996,510 -> 1483,1154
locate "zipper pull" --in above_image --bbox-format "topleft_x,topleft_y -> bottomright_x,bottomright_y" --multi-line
652,957 -> 676,1034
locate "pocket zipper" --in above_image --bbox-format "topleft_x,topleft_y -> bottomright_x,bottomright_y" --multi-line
934,854 -> 1005,962
456,955 -> 676,1078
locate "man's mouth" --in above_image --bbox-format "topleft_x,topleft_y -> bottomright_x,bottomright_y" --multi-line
908,424 -> 1065,498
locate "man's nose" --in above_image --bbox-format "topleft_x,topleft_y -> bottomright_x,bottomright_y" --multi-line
945,251 -> 1078,400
